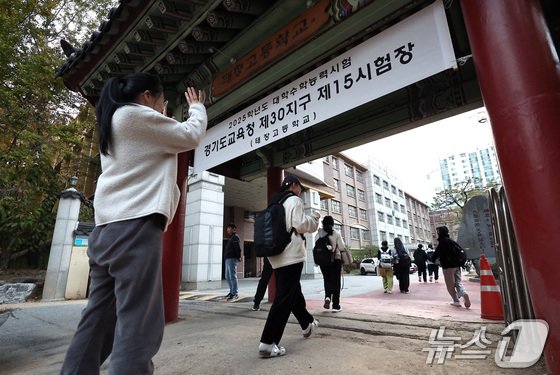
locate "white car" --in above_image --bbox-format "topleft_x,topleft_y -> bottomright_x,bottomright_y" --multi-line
359,258 -> 380,275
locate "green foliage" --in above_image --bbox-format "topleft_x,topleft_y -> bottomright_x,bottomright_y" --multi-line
350,245 -> 379,264
430,177 -> 500,211
0,0 -> 115,269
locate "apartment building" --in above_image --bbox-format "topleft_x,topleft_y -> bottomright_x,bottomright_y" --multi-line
439,145 -> 501,189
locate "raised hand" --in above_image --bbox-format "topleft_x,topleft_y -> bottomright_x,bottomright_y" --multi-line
185,87 -> 205,105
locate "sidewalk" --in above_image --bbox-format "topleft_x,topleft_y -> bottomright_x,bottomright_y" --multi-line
1,273 -> 547,375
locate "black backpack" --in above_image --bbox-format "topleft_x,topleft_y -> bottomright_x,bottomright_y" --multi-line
254,193 -> 294,257
450,240 -> 467,267
313,235 -> 333,267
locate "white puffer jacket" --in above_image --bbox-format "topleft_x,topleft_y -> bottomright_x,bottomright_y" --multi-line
268,195 -> 319,269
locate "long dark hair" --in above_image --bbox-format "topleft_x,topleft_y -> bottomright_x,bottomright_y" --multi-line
95,72 -> 163,155
322,215 -> 334,236
394,237 -> 407,257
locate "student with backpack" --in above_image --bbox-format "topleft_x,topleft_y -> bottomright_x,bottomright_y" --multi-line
394,237 -> 411,293
426,243 -> 439,282
431,225 -> 471,308
316,215 -> 346,312
377,240 -> 395,293
413,244 -> 428,283
258,176 -> 320,358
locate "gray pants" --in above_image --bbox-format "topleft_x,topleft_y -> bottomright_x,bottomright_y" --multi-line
442,267 -> 466,303
61,214 -> 165,375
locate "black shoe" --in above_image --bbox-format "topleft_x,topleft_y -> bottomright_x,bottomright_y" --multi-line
224,293 -> 232,299
332,305 -> 341,312
252,303 -> 260,311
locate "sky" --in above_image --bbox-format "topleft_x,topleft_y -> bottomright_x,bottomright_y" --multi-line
343,107 -> 496,204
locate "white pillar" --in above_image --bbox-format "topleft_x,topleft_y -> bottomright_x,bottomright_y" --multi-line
182,171 -> 225,290
301,188 -> 322,278
42,189 -> 81,301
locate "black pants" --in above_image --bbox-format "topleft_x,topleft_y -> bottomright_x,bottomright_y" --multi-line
254,257 -> 273,305
319,259 -> 342,307
417,266 -> 427,282
428,264 -> 439,280
260,262 -> 314,345
397,264 -> 410,292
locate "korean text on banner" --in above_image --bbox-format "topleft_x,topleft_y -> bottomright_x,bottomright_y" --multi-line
193,1 -> 456,173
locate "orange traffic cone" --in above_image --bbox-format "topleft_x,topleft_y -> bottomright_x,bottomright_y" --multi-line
479,254 -> 504,320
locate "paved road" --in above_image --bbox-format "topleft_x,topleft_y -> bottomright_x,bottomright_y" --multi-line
0,274 -> 548,374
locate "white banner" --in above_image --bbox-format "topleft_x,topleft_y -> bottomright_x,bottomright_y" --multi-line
193,1 -> 456,173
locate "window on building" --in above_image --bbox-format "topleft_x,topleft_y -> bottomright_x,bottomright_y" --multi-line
348,205 -> 357,217
377,211 -> 385,222
320,199 -> 328,210
361,230 -> 370,241
405,236 -> 410,243
383,180 -> 389,190
395,218 -> 401,227
332,157 -> 339,169
400,204 -> 405,213
359,209 -> 367,220
387,215 -> 393,224
350,227 -> 360,240
376,193 -> 382,204
346,184 -> 355,198
334,224 -> 343,238
333,178 -> 340,191
402,219 -> 407,228
391,185 -> 397,194
374,175 -> 381,186
344,163 -> 353,177
385,197 -> 391,207
398,189 -> 404,198
358,189 -> 365,201
393,201 -> 399,211
389,233 -> 395,242
380,231 -> 387,241
332,200 -> 341,213
356,170 -> 364,183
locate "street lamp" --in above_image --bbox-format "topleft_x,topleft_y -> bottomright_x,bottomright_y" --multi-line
69,175 -> 78,188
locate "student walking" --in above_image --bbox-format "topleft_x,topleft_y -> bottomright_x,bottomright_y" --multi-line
426,243 -> 440,282
317,215 -> 346,312
258,176 -> 320,358
394,238 -> 411,294
413,244 -> 428,283
431,226 -> 471,308
377,240 -> 395,293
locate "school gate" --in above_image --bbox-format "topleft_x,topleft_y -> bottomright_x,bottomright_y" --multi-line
56,0 -> 560,371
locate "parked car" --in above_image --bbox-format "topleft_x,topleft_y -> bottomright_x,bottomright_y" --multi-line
359,258 -> 379,275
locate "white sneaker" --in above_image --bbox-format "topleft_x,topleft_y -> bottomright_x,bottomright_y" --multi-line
259,343 -> 286,358
302,319 -> 319,338
450,301 -> 461,307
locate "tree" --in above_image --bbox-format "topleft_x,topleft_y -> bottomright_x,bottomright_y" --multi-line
430,177 -> 500,211
0,0 -> 115,269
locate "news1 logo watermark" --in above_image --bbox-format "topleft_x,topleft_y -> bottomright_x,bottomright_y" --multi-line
423,319 -> 549,368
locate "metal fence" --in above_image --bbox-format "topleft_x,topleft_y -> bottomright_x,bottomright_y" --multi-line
487,187 -> 534,325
